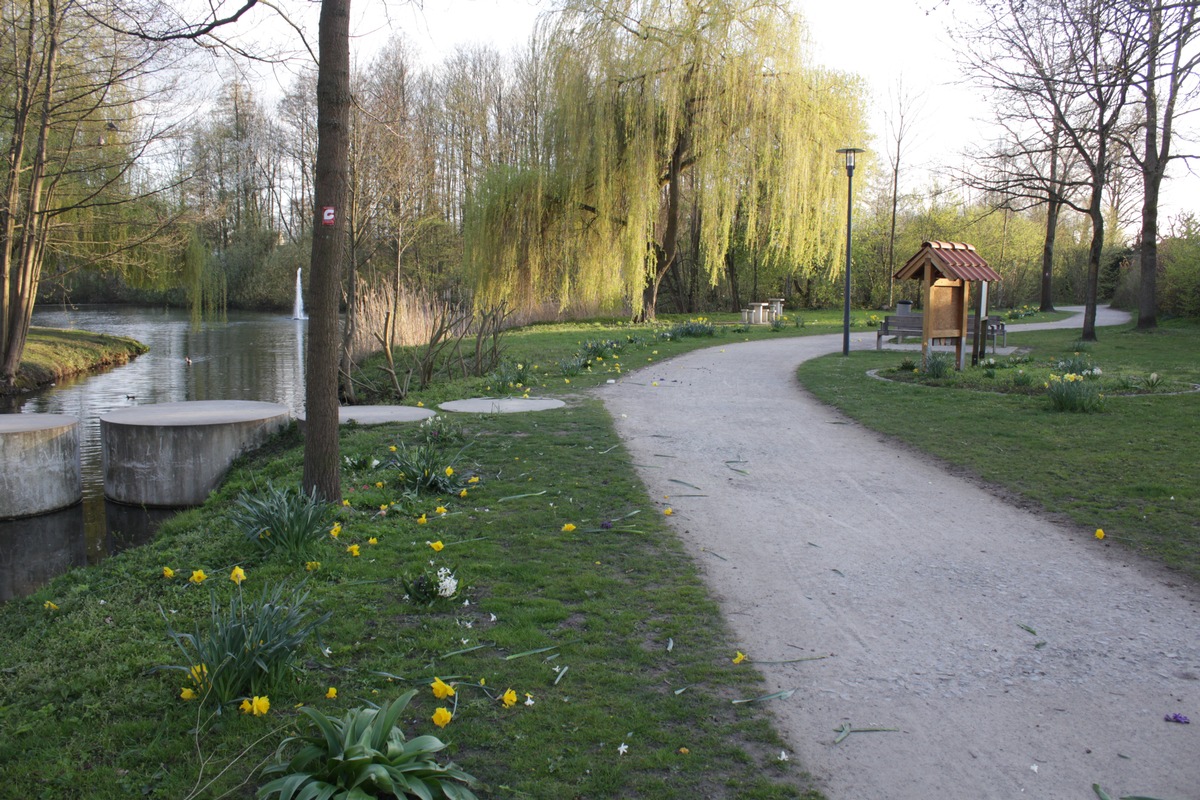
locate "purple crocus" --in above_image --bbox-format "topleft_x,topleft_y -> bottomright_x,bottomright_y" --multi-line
1165,713 -> 1191,724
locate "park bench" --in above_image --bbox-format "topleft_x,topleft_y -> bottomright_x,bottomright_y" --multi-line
875,314 -> 1007,351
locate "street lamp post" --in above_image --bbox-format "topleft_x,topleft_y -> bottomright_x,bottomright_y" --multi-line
837,147 -> 863,357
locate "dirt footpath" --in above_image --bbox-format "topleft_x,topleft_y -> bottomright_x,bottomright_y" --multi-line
601,309 -> 1199,799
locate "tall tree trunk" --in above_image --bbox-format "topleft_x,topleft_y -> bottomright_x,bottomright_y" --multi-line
1,0 -> 59,386
641,136 -> 686,321
303,0 -> 351,502
725,248 -> 740,311
1083,190 -> 1104,342
1040,199 -> 1060,312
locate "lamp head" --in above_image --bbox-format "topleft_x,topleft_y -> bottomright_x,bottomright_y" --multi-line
837,147 -> 864,176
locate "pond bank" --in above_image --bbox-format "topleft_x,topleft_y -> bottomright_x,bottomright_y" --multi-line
2,327 -> 147,396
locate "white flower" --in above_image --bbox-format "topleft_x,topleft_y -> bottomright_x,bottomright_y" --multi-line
462,598 -> 471,606
489,613 -> 497,622
437,567 -> 459,598
370,459 -> 380,468
617,742 -> 628,756
524,693 -> 535,706
778,750 -> 789,762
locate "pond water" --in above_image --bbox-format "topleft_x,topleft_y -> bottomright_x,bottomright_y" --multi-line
0,305 -> 309,601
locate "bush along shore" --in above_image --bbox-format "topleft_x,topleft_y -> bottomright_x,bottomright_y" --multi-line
2,327 -> 147,396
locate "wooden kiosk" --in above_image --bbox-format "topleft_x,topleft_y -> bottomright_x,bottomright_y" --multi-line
894,241 -> 1001,369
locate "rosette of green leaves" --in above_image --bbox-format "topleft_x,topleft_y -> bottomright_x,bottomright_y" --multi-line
232,484 -> 332,562
163,580 -> 330,705
257,691 -> 480,800
390,443 -> 468,494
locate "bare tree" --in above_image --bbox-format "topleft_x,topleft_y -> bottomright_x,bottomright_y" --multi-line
1119,0 -> 1200,329
962,0 -> 1137,340
883,77 -> 927,308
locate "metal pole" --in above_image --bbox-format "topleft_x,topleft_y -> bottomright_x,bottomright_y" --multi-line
842,166 -> 854,357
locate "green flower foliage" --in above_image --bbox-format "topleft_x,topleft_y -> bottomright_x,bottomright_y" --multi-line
391,443 -> 468,494
163,580 -> 330,706
232,484 -> 333,562
257,691 -> 480,800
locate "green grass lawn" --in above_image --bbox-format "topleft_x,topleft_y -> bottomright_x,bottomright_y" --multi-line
796,317 -> 1200,581
0,404 -> 821,799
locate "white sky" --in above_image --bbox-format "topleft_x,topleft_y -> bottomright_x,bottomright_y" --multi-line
276,0 -> 1196,223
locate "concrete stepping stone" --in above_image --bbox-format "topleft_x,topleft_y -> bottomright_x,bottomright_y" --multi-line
0,414 -> 81,519
438,397 -> 566,414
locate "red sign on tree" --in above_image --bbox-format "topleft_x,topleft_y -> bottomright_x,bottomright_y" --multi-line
321,207 -> 336,226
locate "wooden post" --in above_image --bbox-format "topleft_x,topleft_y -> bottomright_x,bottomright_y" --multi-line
921,262 -> 932,369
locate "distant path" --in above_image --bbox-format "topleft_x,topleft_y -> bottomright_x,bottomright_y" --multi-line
602,306 -> 1200,799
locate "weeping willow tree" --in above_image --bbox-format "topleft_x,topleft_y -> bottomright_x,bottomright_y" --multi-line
465,0 -> 868,319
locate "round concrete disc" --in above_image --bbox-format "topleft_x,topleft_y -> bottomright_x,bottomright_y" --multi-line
101,400 -> 290,426
438,397 -> 565,414
337,406 -> 436,424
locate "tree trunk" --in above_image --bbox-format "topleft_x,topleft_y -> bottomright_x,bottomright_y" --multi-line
1040,198 -> 1060,312
303,0 -> 351,502
641,136 -> 686,321
725,248 -> 741,311
1,0 -> 59,387
1083,195 -> 1104,342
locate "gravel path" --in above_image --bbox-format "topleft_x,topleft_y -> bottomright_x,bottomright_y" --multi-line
602,307 -> 1199,799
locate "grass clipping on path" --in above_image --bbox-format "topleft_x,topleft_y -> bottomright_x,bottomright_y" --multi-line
0,401 -> 814,800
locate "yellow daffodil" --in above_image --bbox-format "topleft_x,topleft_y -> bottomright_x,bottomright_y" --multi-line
229,566 -> 246,585
189,664 -> 209,686
459,489 -> 468,498
663,507 -> 674,516
346,544 -> 360,557
430,677 -> 455,699
1095,528 -> 1105,540
305,561 -> 321,572
189,569 -> 208,585
379,504 -> 388,513
325,687 -> 337,700
561,523 -> 577,532
436,506 -> 447,515
444,466 -> 454,477
389,445 -> 397,452
417,514 -> 428,525
416,401 -> 424,407
162,566 -> 175,579
502,689 -> 518,708
240,696 -> 270,716
432,707 -> 452,728
43,600 -> 58,611
342,499 -> 350,507
429,540 -> 444,552
732,651 -> 747,664
330,523 -> 341,539
368,537 -> 378,545
564,378 -> 571,384
468,476 -> 480,484
375,481 -> 383,489
180,687 -> 197,701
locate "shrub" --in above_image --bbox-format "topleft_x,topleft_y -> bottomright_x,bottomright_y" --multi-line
1011,369 -> 1033,388
898,357 -> 918,372
391,443 -> 468,494
402,564 -> 460,605
921,352 -> 955,379
558,355 -> 587,376
490,360 -> 532,388
665,317 -> 716,338
232,485 -> 332,562
1057,353 -> 1094,374
164,581 -> 330,706
257,692 -> 480,800
1044,373 -> 1105,413
418,414 -> 465,445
